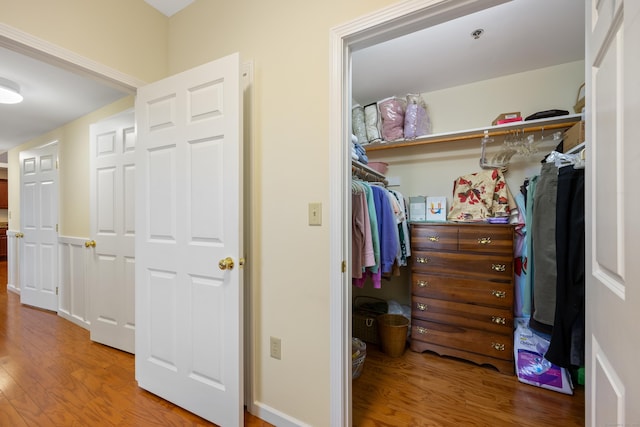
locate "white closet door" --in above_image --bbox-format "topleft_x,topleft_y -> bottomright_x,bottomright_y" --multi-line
586,0 -> 640,425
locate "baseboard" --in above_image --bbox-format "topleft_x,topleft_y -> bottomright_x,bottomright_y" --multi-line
249,401 -> 312,427
58,310 -> 90,330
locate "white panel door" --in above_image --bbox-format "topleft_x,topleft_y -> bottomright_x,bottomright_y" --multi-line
135,53 -> 243,426
89,110 -> 136,353
586,1 -> 640,425
19,143 -> 58,311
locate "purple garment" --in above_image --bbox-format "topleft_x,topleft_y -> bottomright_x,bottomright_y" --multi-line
370,186 -> 398,274
352,269 -> 382,289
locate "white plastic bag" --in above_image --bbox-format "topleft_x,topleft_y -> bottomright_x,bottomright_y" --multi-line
514,319 -> 573,395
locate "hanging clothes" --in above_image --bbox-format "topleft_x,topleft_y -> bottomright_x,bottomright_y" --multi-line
351,182 -> 374,279
513,190 -> 529,318
351,180 -> 409,289
389,189 -> 411,266
545,166 -> 585,368
529,162 -> 558,334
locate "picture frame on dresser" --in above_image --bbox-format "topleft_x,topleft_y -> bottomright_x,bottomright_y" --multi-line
426,196 -> 447,222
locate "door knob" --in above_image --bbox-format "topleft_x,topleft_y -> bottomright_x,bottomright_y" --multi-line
15,232 -> 24,238
218,257 -> 234,271
84,240 -> 96,248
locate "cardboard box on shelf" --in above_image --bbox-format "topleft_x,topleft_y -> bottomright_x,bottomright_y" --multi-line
563,120 -> 585,153
492,112 -> 521,126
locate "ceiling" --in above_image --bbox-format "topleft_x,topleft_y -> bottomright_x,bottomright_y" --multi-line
0,46 -> 129,152
352,0 -> 585,105
0,0 -> 584,156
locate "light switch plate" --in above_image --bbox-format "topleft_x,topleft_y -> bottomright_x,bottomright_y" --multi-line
308,202 -> 322,226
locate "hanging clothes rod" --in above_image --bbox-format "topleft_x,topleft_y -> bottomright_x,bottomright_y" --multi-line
352,160 -> 388,185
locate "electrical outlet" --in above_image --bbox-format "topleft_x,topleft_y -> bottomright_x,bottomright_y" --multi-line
270,336 -> 281,360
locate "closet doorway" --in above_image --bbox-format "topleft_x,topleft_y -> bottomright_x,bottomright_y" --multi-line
329,0 -> 593,425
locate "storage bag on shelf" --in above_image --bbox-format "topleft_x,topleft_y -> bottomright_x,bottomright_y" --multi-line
352,104 -> 368,145
404,93 -> 431,139
364,102 -> 382,143
378,96 -> 406,141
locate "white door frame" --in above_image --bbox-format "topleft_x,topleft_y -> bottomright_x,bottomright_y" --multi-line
328,0 -> 531,424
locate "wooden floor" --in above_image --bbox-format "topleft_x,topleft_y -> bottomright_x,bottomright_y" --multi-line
353,341 -> 585,426
0,257 -> 584,426
0,261 -> 270,427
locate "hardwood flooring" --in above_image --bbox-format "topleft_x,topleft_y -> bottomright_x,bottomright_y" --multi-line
0,257 -> 584,426
353,341 -> 585,426
0,261 -> 270,427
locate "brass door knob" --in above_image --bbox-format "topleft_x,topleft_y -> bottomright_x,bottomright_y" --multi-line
15,232 -> 24,238
218,257 -> 234,271
84,240 -> 96,248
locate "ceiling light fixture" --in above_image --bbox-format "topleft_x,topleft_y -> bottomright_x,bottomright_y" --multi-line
0,77 -> 24,104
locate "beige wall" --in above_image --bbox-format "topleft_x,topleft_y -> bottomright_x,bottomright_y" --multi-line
0,0 -> 169,83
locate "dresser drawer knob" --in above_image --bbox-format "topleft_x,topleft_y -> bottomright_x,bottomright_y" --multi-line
491,316 -> 506,325
478,237 -> 492,245
491,263 -> 506,272
415,326 -> 428,335
428,236 -> 439,242
416,303 -> 428,311
417,280 -> 429,288
491,290 -> 506,298
491,342 -> 505,351
417,257 -> 430,264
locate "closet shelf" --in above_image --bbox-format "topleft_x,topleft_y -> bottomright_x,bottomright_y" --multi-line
352,160 -> 388,185
364,114 -> 582,152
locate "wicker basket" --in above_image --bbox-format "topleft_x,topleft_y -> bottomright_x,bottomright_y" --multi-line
352,296 -> 388,344
377,313 -> 409,357
352,337 -> 367,379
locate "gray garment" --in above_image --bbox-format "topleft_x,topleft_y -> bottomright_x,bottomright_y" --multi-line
531,162 -> 558,326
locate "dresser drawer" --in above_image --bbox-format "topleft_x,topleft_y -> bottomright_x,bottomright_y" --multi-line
411,224 -> 458,251
458,225 -> 514,254
411,318 -> 513,361
412,296 -> 513,334
412,251 -> 513,281
412,273 -> 512,309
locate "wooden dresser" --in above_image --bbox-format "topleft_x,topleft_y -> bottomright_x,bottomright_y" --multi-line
409,222 -> 515,374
